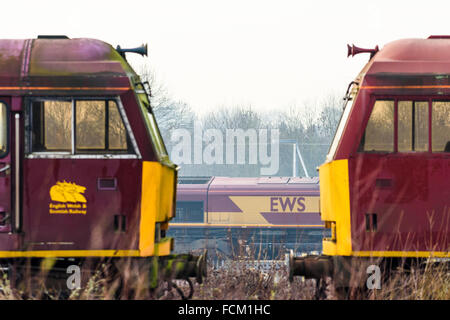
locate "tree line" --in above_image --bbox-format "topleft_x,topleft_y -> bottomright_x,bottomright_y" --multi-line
139,67 -> 343,177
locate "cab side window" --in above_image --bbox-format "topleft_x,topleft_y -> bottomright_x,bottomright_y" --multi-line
359,100 -> 394,152
432,101 -> 450,152
76,100 -> 106,150
31,100 -> 72,152
75,100 -> 128,152
360,98 -> 449,154
29,98 -> 131,155
0,103 -> 7,156
398,101 -> 429,152
108,101 -> 128,150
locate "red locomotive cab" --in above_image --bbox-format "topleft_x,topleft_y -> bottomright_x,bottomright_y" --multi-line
290,37 -> 449,290
322,38 -> 450,258
0,36 -> 206,289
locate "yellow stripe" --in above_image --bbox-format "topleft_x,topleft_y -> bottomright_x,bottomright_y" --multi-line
354,251 -> 450,258
170,223 -> 324,228
0,250 -> 140,258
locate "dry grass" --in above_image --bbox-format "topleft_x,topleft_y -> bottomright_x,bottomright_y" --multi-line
187,261 -> 319,300
372,260 -> 450,300
0,256 -> 447,300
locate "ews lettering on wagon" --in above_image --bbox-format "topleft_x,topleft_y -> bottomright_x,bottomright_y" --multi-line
270,196 -> 306,213
227,195 -> 320,217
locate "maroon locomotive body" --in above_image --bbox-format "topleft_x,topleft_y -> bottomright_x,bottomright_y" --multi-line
0,37 -> 163,254
291,36 -> 450,291
0,36 -> 206,288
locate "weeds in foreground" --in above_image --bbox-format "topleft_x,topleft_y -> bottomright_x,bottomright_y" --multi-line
187,262 -> 318,300
372,260 -> 450,300
0,258 -> 447,300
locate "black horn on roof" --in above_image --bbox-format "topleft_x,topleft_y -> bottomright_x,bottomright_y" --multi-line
347,44 -> 379,58
116,43 -> 148,58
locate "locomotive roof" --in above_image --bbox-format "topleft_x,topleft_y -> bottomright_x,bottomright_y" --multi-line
361,37 -> 450,87
177,177 -> 320,198
178,176 -> 319,187
0,38 -> 137,94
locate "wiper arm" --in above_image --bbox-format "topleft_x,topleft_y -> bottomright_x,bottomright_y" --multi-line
134,80 -> 153,113
342,81 -> 359,109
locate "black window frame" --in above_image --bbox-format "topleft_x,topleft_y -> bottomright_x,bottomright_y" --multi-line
26,97 -> 135,155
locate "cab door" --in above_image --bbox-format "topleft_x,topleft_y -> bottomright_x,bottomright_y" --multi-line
22,97 -> 142,252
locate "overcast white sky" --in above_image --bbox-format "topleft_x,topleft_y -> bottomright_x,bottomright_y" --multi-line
2,0 -> 450,114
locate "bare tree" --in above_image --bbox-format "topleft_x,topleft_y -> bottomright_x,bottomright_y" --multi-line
318,94 -> 343,140
44,101 -> 72,150
137,66 -> 195,137
202,105 -> 263,130
133,64 -> 344,177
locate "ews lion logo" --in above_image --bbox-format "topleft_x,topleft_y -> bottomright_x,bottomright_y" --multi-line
49,181 -> 87,215
50,181 -> 87,203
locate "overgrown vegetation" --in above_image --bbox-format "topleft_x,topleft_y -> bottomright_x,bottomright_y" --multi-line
0,257 -> 447,300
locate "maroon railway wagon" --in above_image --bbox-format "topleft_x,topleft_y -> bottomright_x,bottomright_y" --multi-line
168,176 -> 328,260
290,36 -> 450,295
0,36 -> 205,291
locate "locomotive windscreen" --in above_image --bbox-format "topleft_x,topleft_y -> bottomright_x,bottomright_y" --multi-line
173,201 -> 204,223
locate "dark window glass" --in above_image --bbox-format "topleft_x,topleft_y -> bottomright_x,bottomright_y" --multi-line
414,102 -> 429,151
432,101 -> 450,152
0,103 -> 7,155
108,101 -> 127,150
30,99 -> 131,154
360,100 -> 394,152
44,101 -> 72,151
173,201 -> 204,223
398,101 -> 412,152
31,100 -> 72,152
76,100 -> 106,150
398,101 -> 429,152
